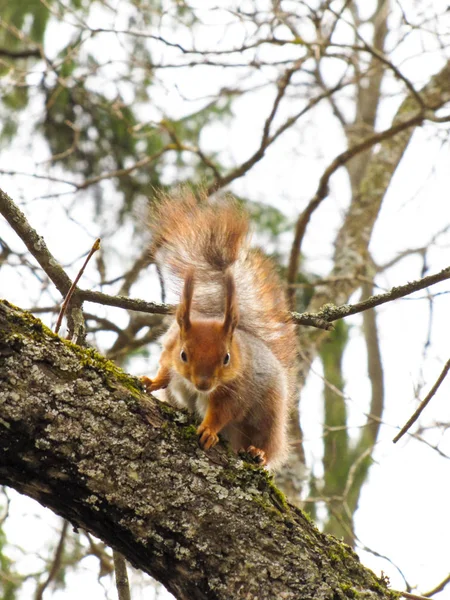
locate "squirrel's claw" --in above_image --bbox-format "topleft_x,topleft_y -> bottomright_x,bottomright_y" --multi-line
245,445 -> 267,466
197,424 -> 219,450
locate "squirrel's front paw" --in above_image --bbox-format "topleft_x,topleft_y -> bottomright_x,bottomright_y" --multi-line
197,424 -> 219,450
140,376 -> 167,393
140,376 -> 154,391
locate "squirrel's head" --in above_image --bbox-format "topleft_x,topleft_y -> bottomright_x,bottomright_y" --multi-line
174,269 -> 240,392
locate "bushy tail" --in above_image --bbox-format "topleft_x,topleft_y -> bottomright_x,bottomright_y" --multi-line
150,188 -> 249,279
149,188 -> 297,383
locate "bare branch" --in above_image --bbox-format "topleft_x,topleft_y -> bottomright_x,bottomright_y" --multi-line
423,573 -> 450,598
55,239 -> 101,335
362,280 -> 384,443
207,78 -> 350,194
0,187 -> 72,296
3,186 -> 450,334
78,289 -> 172,316
113,551 -> 131,600
393,359 -> 450,444
84,260 -> 450,328
401,592 -> 436,600
34,520 -> 69,600
0,47 -> 40,58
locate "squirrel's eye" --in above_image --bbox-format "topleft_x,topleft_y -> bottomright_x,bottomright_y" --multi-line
180,350 -> 188,363
223,352 -> 230,366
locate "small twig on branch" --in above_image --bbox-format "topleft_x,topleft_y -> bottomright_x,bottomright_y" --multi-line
400,592 -> 436,600
423,573 -> 450,597
34,520 -> 69,600
393,359 -> 450,444
113,550 -> 131,600
207,79 -> 349,195
54,239 -> 101,335
290,313 -> 334,330
84,533 -> 114,577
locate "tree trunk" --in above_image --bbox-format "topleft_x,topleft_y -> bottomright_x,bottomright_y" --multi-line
0,300 -> 396,600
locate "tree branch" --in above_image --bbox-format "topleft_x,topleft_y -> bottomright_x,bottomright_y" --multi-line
0,300 -> 397,600
0,187 -> 72,296
423,573 -> 450,598
393,359 -> 450,444
34,520 -> 69,600
113,551 -> 131,600
291,264 -> 450,325
0,47 -> 40,59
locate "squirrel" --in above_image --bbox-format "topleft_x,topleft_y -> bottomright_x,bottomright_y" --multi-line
141,189 -> 298,468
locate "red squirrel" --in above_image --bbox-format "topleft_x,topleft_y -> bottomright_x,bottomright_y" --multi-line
141,190 -> 297,468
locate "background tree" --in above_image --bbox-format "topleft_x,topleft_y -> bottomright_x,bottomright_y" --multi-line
0,0 -> 450,598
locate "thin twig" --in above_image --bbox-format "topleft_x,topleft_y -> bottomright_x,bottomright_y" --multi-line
0,46 -> 40,58
34,520 -> 69,600
393,359 -> 450,443
54,239 -> 101,335
400,592 -> 436,600
423,573 -> 450,597
113,550 -> 131,600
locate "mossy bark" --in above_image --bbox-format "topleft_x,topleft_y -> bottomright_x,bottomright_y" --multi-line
0,300 -> 397,600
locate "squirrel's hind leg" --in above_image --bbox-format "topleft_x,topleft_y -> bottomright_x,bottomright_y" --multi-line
244,445 -> 267,465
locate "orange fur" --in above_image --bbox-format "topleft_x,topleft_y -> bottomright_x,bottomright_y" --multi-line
142,190 -> 298,468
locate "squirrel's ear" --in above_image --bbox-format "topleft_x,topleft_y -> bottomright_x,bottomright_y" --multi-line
177,269 -> 194,333
223,270 -> 239,336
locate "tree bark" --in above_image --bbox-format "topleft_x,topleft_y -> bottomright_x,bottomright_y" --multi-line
0,300 -> 396,600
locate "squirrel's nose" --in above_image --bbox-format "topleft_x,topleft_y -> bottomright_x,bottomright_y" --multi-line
195,376 -> 212,391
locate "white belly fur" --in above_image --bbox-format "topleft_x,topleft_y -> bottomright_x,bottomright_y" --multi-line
168,372 -> 210,419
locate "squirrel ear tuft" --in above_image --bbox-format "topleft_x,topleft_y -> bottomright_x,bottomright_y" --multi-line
177,269 -> 194,332
223,270 -> 239,336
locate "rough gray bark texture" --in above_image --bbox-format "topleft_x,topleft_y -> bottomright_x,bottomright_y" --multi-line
0,300 -> 397,600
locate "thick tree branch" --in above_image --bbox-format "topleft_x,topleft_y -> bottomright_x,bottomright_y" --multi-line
0,300 -> 396,600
